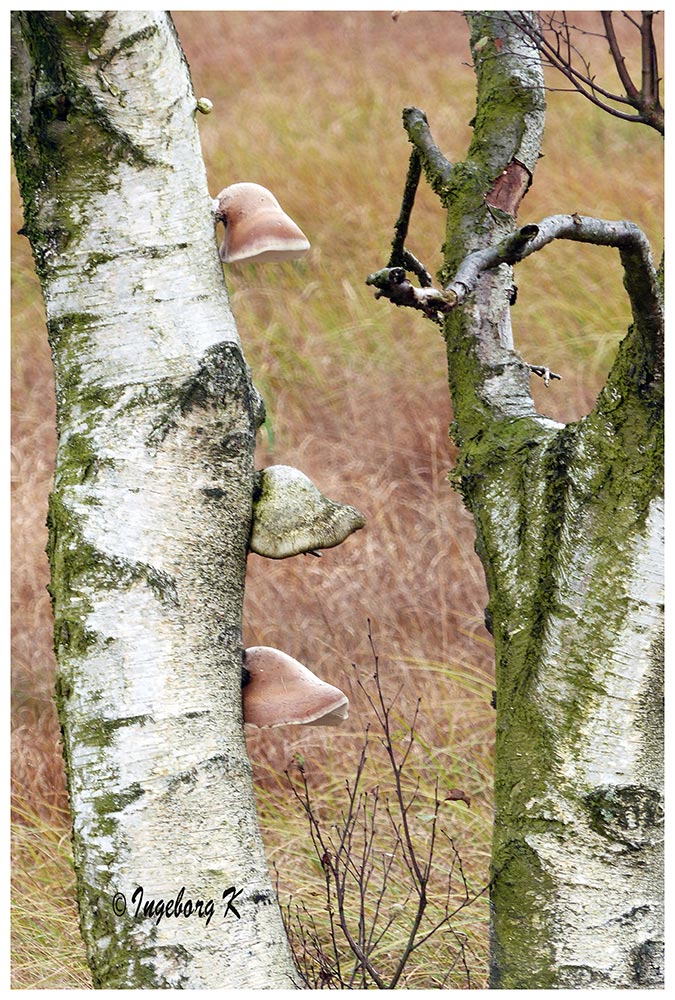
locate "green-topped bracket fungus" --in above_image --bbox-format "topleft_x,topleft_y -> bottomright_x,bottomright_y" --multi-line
242,647 -> 349,728
249,465 -> 365,559
213,182 -> 310,264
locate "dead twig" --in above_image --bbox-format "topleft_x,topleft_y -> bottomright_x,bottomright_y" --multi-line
280,622 -> 485,989
508,11 -> 664,134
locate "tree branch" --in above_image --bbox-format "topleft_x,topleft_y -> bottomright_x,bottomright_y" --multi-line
640,11 -> 660,112
365,266 -> 449,324
369,214 -> 662,373
386,150 -> 435,288
389,149 -> 421,267
444,214 -> 662,347
401,106 -> 454,199
601,11 -> 640,102
510,11 -> 664,134
508,13 -> 633,105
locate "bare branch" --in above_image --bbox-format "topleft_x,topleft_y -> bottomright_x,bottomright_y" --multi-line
368,224 -> 539,317
389,149 -> 421,268
622,11 -> 642,31
385,150 -> 436,289
509,11 -> 664,134
280,624 -> 487,988
365,266 -> 450,324
640,11 -> 660,112
369,213 -> 662,387
402,106 -> 454,198
601,11 -> 640,102
508,12 -> 633,105
444,214 -> 662,351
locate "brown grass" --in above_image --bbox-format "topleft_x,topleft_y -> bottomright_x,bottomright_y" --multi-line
11,9 -> 663,988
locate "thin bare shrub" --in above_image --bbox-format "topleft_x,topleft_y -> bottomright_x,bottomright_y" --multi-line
279,625 -> 487,989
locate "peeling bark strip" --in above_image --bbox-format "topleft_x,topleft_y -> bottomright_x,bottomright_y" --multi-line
11,11 -> 299,988
485,159 -> 531,216
368,9 -> 663,987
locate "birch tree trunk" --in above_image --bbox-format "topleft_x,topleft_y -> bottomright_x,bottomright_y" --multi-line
11,11 -> 300,988
370,11 -> 663,988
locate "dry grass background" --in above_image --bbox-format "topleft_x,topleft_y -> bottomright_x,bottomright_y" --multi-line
11,10 -> 663,989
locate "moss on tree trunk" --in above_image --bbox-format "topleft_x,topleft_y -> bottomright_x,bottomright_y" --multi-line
370,9 -> 663,987
11,11 -> 300,988
441,14 -> 664,988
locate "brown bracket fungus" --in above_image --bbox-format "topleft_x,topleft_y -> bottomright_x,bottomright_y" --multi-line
249,465 -> 365,559
213,182 -> 310,264
242,646 -> 349,728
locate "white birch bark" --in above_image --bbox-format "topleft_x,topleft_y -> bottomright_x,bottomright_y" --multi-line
526,497 -> 664,985
483,396 -> 664,986
12,10 -> 299,987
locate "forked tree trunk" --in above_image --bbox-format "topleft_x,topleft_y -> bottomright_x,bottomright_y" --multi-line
443,14 -> 664,988
371,10 -> 663,988
11,11 -> 299,988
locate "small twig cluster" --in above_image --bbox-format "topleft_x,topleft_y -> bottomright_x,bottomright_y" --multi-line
365,14 -> 663,392
508,11 -> 663,135
280,624 -> 485,989
366,101 -> 663,386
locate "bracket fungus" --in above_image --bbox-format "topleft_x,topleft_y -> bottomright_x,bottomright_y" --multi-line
242,646 -> 349,728
249,465 -> 365,559
213,182 -> 310,264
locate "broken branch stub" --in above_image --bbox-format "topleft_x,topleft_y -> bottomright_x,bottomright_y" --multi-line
365,267 -> 456,321
249,465 -> 365,559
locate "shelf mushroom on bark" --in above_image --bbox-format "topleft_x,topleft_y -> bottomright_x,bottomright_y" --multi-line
249,465 -> 365,559
242,646 -> 349,728
213,182 -> 310,264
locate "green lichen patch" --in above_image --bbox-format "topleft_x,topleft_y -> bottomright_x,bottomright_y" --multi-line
50,498 -> 180,601
47,485 -> 180,692
146,342 -> 253,453
489,840 -> 557,989
95,22 -> 159,65
92,784 -> 146,819
76,874 -> 177,989
179,341 -> 250,416
12,11 -> 157,283
46,311 -> 126,435
75,716 -> 153,750
635,627 -> 664,784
